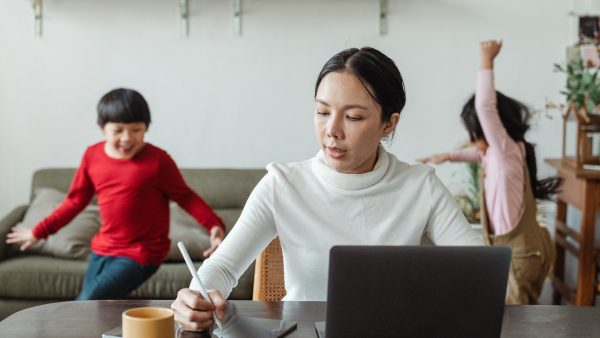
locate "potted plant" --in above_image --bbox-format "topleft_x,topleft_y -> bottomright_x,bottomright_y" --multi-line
554,58 -> 600,170
452,142 -> 482,223
554,58 -> 600,119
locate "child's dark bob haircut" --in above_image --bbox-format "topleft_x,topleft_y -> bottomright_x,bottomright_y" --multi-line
97,88 -> 151,128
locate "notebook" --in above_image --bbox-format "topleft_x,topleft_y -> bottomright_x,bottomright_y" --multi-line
315,245 -> 511,338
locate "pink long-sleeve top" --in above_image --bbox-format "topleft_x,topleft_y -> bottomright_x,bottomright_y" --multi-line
449,69 -> 525,235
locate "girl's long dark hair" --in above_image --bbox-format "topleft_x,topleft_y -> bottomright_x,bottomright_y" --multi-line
461,92 -> 561,200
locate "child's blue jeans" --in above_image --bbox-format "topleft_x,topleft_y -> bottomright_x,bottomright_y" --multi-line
75,252 -> 159,300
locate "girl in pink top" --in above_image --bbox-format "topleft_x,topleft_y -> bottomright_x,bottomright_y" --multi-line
419,40 -> 560,235
419,40 -> 560,304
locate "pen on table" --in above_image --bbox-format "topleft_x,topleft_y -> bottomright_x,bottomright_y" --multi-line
277,322 -> 298,338
178,241 -> 224,330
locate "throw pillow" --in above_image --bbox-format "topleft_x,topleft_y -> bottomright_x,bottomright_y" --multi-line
17,188 -> 100,260
166,202 -> 211,261
17,189 -> 215,262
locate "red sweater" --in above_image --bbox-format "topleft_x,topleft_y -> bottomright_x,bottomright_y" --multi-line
32,142 -> 225,265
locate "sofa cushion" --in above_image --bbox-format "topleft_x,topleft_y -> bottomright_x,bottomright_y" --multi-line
0,256 -> 253,300
158,204 -> 244,261
0,256 -> 85,299
165,203 -> 211,261
17,188 -> 100,260
179,169 -> 266,209
214,209 -> 243,233
17,189 -> 232,262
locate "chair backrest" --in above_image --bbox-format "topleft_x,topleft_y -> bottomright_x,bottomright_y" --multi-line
252,237 -> 286,301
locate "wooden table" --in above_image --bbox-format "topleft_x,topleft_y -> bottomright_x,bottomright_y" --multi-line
1,300 -> 599,338
546,159 -> 600,306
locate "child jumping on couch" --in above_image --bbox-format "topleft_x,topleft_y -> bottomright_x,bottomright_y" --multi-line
6,88 -> 226,300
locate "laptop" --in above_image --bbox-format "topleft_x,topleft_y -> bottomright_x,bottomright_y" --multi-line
315,246 -> 511,338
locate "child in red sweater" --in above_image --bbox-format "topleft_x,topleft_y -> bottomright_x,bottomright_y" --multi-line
6,88 -> 226,300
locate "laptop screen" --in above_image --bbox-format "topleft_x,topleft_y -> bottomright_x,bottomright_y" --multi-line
322,246 -> 511,338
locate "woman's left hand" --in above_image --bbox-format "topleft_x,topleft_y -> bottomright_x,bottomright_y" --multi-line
204,226 -> 225,257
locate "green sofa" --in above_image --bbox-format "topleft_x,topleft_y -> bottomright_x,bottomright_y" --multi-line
0,168 -> 266,320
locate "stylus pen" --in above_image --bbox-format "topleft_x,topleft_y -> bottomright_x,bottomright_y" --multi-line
178,241 -> 224,330
277,322 -> 298,338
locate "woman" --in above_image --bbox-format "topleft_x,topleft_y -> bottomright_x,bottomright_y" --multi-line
171,47 -> 483,331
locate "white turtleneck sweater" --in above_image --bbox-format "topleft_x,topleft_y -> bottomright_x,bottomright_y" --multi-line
195,146 -> 483,301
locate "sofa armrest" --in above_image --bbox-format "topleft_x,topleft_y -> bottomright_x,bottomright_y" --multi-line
0,205 -> 28,261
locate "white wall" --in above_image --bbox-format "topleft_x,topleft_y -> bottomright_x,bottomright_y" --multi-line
0,0 -> 569,216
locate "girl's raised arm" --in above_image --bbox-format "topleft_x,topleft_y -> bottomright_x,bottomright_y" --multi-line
475,40 -> 515,152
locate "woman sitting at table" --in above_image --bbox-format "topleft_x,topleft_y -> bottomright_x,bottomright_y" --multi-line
171,46 -> 483,331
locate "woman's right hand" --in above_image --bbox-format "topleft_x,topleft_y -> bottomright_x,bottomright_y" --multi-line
171,288 -> 227,332
5,226 -> 38,251
417,153 -> 450,165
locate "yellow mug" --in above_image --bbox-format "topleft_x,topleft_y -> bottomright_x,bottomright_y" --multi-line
122,307 -> 175,338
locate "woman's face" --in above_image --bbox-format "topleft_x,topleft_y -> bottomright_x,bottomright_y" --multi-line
314,71 -> 399,174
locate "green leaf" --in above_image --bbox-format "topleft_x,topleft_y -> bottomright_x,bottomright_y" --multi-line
554,63 -> 564,72
555,58 -> 600,114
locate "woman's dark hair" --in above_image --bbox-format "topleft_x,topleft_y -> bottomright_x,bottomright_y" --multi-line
97,88 -> 151,128
314,47 -> 406,128
461,92 -> 561,200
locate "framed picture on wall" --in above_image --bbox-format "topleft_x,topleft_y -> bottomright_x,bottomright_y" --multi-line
579,16 -> 600,44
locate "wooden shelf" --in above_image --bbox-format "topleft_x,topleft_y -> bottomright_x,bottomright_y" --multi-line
545,158 -> 600,180
547,158 -> 600,306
